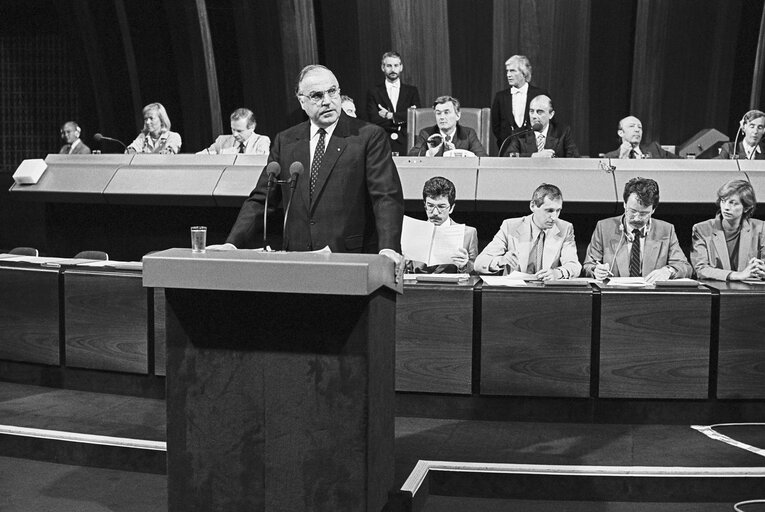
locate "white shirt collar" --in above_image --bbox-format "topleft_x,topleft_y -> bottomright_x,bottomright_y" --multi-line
742,140 -> 762,158
385,79 -> 401,89
310,119 -> 339,141
512,82 -> 529,95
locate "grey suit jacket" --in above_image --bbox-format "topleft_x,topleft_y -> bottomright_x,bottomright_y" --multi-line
475,214 -> 582,277
691,217 -> 765,280
583,216 -> 692,278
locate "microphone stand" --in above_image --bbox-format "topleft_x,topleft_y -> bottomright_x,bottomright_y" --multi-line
262,174 -> 276,251
497,125 -> 535,157
282,176 -> 300,250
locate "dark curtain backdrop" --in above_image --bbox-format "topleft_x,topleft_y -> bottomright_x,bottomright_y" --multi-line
1,0 -> 764,157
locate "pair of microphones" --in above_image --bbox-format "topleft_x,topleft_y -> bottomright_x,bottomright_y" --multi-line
263,161 -> 304,249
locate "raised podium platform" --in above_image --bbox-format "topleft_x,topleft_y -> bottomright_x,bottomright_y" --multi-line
143,249 -> 400,512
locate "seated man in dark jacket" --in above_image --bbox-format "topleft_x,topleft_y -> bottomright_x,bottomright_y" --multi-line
408,95 -> 487,157
504,95 -> 579,158
604,115 -> 678,159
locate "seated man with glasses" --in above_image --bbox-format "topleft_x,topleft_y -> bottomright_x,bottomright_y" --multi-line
475,183 -> 581,280
407,176 -> 478,273
583,177 -> 692,281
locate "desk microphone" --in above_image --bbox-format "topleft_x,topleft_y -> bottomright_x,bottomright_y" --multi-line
498,123 -> 542,157
262,161 -> 281,249
282,162 -> 304,249
93,133 -> 126,151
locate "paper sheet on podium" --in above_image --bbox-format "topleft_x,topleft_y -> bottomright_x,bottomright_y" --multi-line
401,216 -> 464,266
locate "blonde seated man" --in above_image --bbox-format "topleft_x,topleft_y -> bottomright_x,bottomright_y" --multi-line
475,183 -> 581,280
197,108 -> 270,155
406,176 -> 478,273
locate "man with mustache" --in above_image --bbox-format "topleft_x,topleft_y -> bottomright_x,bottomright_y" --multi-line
584,177 -> 692,282
366,51 -> 421,155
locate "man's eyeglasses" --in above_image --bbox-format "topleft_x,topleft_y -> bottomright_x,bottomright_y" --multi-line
424,203 -> 450,213
625,207 -> 653,218
300,86 -> 341,104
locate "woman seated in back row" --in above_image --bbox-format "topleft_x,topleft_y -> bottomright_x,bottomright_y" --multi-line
691,179 -> 765,280
126,102 -> 182,154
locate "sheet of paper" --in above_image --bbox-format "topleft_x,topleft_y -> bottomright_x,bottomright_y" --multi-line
507,271 -> 538,281
607,277 -> 648,287
480,275 -> 528,287
401,216 -> 434,264
403,273 -> 470,283
429,223 -> 465,266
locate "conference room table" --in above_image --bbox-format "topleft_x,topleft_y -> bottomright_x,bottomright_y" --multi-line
2,252 -> 765,401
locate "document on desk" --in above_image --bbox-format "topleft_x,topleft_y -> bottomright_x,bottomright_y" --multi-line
480,276 -> 528,287
401,216 -> 464,266
606,277 -> 648,287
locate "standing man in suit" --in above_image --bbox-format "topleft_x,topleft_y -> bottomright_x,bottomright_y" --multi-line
366,51 -> 421,155
604,116 -> 678,159
408,95 -> 487,157
583,177 -> 692,282
59,121 -> 91,154
491,55 -> 547,152
505,95 -> 579,158
212,65 -> 405,276
475,183 -> 582,280
197,108 -> 270,155
406,176 -> 478,273
718,109 -> 765,160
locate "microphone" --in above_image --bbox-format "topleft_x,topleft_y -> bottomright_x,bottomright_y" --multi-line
262,161 -> 281,249
283,162 -> 304,248
93,133 -> 126,151
498,123 -> 543,157
730,115 -> 745,160
417,134 -> 443,156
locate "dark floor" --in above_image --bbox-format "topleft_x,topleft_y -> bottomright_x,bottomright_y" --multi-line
1,382 -> 764,511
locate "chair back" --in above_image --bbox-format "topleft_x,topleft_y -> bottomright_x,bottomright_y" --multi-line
75,250 -> 109,260
407,106 -> 491,155
9,247 -> 39,256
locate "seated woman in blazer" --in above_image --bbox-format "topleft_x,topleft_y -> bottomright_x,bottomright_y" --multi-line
691,179 -> 765,280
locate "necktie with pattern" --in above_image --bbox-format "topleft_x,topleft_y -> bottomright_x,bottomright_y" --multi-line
629,229 -> 642,277
536,133 -> 545,152
310,128 -> 326,199
238,141 -> 246,153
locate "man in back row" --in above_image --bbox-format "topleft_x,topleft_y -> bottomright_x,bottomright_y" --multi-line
59,121 -> 91,154
491,55 -> 547,151
504,95 -> 579,158
584,177 -> 692,281
197,108 -> 270,155
366,51 -> 420,155
408,96 -> 487,157
604,116 -> 678,159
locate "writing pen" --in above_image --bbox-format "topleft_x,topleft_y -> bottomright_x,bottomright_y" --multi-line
594,260 -> 614,277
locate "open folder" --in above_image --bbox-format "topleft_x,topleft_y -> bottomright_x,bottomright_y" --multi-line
401,216 -> 464,266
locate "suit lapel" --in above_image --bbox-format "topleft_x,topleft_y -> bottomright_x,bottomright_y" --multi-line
514,217 -> 532,271
378,84 -> 395,112
292,123 -> 311,212
612,222 -> 630,276
711,220 -> 732,270
737,220 -> 753,271
642,227 -> 663,277
542,223 -> 563,269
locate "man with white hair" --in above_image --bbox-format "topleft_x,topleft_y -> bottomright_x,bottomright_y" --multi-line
491,55 -> 547,151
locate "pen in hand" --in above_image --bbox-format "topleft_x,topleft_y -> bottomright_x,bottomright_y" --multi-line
593,260 -> 613,279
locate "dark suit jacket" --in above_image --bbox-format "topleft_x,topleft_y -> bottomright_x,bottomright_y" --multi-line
605,141 -> 679,159
505,122 -> 580,158
226,113 -> 404,254
717,141 -> 765,160
407,124 -> 487,157
491,84 -> 547,149
365,82 -> 421,154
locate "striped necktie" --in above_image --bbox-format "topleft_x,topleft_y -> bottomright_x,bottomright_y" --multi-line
536,133 -> 545,152
525,230 -> 545,274
629,229 -> 642,277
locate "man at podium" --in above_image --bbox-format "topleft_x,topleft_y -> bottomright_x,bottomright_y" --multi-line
212,65 -> 405,274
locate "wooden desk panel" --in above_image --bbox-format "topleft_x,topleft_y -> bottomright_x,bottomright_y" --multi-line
480,285 -> 592,397
154,288 -> 166,377
0,267 -> 60,365
395,280 -> 475,394
598,287 -> 711,399
704,281 -> 765,399
64,270 -> 148,373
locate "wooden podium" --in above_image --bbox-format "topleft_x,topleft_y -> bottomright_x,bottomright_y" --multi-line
143,249 -> 401,512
